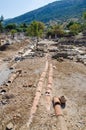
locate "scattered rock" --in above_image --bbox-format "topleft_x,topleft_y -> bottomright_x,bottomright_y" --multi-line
67,56 -> 73,60
57,57 -> 64,62
84,61 -> 86,65
19,74 -> 22,77
53,66 -> 56,69
9,67 -> 14,70
13,113 -> 22,122
28,83 -> 33,87
6,122 -> 14,130
24,71 -> 27,73
23,83 -> 33,88
23,84 -> 27,88
2,93 -> 15,99
1,99 -> 9,105
52,52 -> 68,59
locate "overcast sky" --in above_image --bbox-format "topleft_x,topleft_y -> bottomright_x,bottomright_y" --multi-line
0,0 -> 58,19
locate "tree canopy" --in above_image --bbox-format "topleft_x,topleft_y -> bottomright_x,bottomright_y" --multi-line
5,23 -> 17,31
27,21 -> 45,38
46,24 -> 64,38
83,12 -> 86,20
69,23 -> 81,35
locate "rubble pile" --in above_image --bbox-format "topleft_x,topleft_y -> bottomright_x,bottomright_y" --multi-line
52,35 -> 86,65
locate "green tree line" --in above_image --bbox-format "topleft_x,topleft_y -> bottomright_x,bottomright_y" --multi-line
0,12 -> 86,39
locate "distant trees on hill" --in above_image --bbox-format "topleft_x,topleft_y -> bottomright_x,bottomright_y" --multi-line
0,15 -> 4,33
0,12 -> 86,38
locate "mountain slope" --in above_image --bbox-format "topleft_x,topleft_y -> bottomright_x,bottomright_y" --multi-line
5,0 -> 86,24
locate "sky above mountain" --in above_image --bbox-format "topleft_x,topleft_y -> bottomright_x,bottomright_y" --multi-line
0,0 -> 59,19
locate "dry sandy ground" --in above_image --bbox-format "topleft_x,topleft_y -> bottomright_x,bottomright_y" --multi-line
0,40 -> 28,60
0,40 -> 86,130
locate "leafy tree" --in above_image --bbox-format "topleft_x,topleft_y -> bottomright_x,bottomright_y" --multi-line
66,21 -> 75,29
10,29 -> 17,39
46,28 -> 54,38
27,21 -> 45,48
69,23 -> 81,35
18,23 -> 28,32
0,15 -> 4,33
16,27 -> 23,32
83,12 -> 86,20
52,25 -> 64,38
27,21 -> 44,37
20,23 -> 27,28
0,22 -> 3,33
46,24 -> 64,38
0,15 -> 4,22
81,12 -> 86,34
5,23 -> 17,31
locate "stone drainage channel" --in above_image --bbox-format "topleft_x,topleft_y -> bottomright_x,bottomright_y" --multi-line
19,54 -> 67,130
